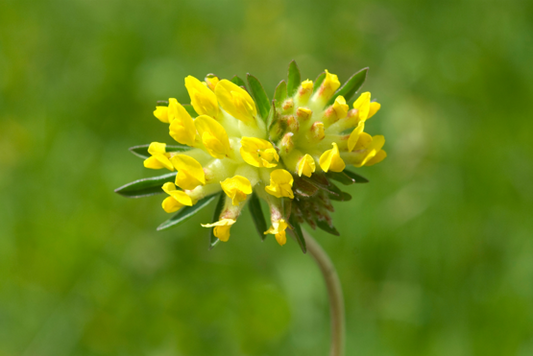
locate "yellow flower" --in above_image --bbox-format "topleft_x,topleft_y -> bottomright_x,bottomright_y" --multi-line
215,80 -> 257,123
220,175 -> 252,206
153,106 -> 169,123
265,219 -> 289,246
120,62 -> 387,249
170,154 -> 206,190
168,98 -> 197,146
297,154 -> 316,177
201,219 -> 236,242
240,137 -> 279,168
161,182 -> 194,213
265,169 -> 294,199
194,115 -> 231,158
143,142 -> 174,170
185,75 -> 219,118
319,142 -> 346,172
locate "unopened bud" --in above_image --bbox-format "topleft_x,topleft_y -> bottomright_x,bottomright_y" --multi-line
296,80 -> 313,104
204,74 -> 219,91
296,107 -> 312,122
306,121 -> 325,142
286,115 -> 299,133
282,98 -> 294,113
279,133 -> 295,155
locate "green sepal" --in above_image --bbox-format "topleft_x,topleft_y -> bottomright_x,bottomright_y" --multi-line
326,67 -> 368,106
230,75 -> 247,90
266,101 -> 277,130
289,214 -> 307,253
293,177 -> 319,197
327,170 -> 369,185
287,60 -> 301,97
248,192 -> 268,241
247,74 -> 271,122
327,183 -> 352,201
157,193 -> 219,231
313,72 -> 326,94
273,80 -> 287,108
182,104 -> 197,117
302,175 -> 338,196
316,220 -> 340,236
208,192 -> 226,249
115,172 -> 176,198
129,144 -> 192,160
281,197 -> 292,221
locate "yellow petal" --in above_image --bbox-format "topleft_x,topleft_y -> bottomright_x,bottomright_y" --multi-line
367,101 -> 381,119
194,115 -> 231,158
353,92 -> 371,122
201,219 -> 236,242
143,156 -> 169,170
265,169 -> 294,199
205,75 -> 219,91
215,80 -> 257,123
153,106 -> 169,123
347,120 -> 366,152
147,142 -> 167,155
161,182 -> 194,213
332,95 -> 349,119
185,75 -> 219,118
168,99 -> 196,146
240,137 -> 279,168
162,196 -> 183,213
144,142 -> 174,170
220,175 -> 252,206
318,70 -> 341,99
301,79 -> 313,90
264,219 -> 289,246
170,154 -> 206,190
297,154 -> 316,177
319,142 -> 346,173
365,149 -> 387,166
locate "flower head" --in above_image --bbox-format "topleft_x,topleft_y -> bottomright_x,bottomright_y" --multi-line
116,62 -> 386,252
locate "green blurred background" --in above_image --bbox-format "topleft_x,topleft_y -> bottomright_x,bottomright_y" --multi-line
1,0 -> 532,355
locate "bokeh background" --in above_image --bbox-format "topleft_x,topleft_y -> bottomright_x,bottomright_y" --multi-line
1,0 -> 533,355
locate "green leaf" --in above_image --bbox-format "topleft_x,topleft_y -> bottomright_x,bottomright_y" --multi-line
247,74 -> 270,122
317,220 -> 340,236
343,169 -> 369,183
248,192 -> 268,241
157,193 -> 219,231
266,100 -> 277,130
326,67 -> 368,106
129,144 -> 192,159
289,215 -> 307,253
182,104 -> 197,117
301,175 -> 338,196
327,170 -> 369,185
287,60 -> 301,96
313,71 -> 326,94
209,192 -> 226,249
115,172 -> 176,198
230,75 -> 247,90
293,177 -> 319,197
273,80 -> 287,108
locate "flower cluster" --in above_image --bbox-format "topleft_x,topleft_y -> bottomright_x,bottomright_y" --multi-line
117,62 -> 385,250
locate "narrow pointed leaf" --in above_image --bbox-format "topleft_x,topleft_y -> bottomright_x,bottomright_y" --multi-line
313,71 -> 326,94
301,176 -> 338,196
293,177 -> 319,197
287,60 -> 301,96
273,80 -> 287,108
326,67 -> 368,106
157,193 -> 218,231
182,104 -> 197,117
289,215 -> 307,253
230,75 -> 247,90
129,144 -> 192,159
327,170 -> 369,185
343,169 -> 369,183
247,74 -> 270,122
248,192 -> 268,241
317,220 -> 340,236
209,192 -> 226,249
266,101 -> 277,130
326,182 -> 352,201
115,172 -> 176,198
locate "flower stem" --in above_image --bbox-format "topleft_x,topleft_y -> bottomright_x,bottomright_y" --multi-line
301,228 -> 345,356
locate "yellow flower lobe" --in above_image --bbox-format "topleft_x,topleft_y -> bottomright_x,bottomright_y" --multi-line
265,219 -> 289,246
215,80 -> 257,123
185,75 -> 219,118
240,137 -> 279,168
201,219 -> 236,242
297,154 -> 316,177
168,98 -> 197,146
143,142 -> 174,171
194,115 -> 231,158
161,182 -> 194,213
170,154 -> 206,190
319,142 -> 346,173
265,169 -> 294,199
220,175 -> 253,206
